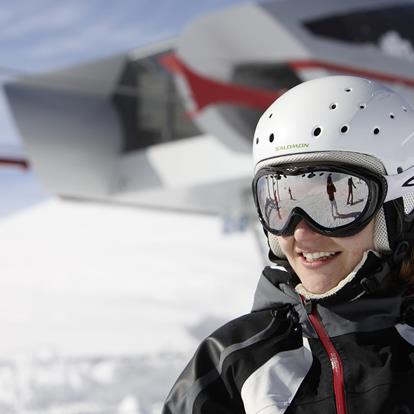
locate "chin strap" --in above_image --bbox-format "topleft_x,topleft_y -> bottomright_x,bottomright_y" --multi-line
358,229 -> 414,296
395,234 -> 414,326
401,295 -> 414,327
359,257 -> 393,295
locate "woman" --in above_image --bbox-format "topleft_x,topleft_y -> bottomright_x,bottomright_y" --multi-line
326,173 -> 338,218
162,76 -> 414,413
347,177 -> 357,205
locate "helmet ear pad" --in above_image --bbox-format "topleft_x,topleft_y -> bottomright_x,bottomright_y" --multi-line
267,206 -> 394,262
268,232 -> 286,260
376,198 -> 412,253
373,206 -> 391,253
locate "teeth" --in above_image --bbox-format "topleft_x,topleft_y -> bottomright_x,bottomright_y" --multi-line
302,252 -> 337,262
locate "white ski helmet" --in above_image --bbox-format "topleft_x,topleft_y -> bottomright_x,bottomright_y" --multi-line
252,75 -> 414,260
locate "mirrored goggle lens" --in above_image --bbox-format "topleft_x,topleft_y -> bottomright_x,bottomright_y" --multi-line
256,171 -> 370,233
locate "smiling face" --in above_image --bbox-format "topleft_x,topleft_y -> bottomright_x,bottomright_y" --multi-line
277,219 -> 375,294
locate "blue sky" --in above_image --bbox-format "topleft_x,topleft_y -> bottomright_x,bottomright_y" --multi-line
0,0 -> 247,72
0,0 -> 248,149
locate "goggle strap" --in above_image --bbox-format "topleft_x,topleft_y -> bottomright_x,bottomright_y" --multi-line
385,165 -> 414,202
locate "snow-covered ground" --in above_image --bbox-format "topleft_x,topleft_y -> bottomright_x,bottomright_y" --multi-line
0,169 -> 264,413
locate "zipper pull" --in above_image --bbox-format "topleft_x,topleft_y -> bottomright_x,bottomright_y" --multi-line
302,297 -> 313,315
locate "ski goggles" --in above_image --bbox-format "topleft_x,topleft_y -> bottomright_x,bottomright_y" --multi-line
252,164 -> 387,237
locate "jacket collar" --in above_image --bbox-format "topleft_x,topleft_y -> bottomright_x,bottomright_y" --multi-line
251,255 -> 407,338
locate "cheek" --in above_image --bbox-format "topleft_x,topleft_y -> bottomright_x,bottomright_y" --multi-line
335,222 -> 375,253
276,236 -> 293,256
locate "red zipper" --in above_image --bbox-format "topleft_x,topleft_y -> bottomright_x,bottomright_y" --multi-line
307,302 -> 347,414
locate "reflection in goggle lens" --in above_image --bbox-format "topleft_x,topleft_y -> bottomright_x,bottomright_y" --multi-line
257,171 -> 369,232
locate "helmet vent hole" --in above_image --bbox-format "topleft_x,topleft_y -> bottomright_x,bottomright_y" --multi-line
340,125 -> 349,133
345,88 -> 352,92
256,137 -> 259,144
313,127 -> 322,137
269,133 -> 274,143
403,107 -> 408,112
397,166 -> 404,174
329,103 -> 337,110
269,113 -> 273,118
390,113 -> 395,119
359,103 -> 366,109
373,127 -> 380,135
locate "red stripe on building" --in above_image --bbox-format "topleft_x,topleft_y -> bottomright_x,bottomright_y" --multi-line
160,53 -> 284,114
0,158 -> 29,169
289,60 -> 414,88
161,53 -> 414,117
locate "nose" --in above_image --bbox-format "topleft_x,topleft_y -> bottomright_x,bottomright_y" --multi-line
294,219 -> 323,242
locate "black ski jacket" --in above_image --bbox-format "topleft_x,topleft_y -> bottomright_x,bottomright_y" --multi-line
163,253 -> 414,414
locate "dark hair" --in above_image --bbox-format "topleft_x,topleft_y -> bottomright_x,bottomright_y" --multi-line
399,249 -> 414,285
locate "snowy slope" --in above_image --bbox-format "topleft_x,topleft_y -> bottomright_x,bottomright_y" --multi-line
0,172 -> 264,413
0,198 -> 262,357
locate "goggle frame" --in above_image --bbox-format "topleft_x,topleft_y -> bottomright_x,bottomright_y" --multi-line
252,162 -> 388,238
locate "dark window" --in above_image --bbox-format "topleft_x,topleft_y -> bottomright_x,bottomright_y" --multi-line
112,51 -> 201,153
223,64 -> 301,140
304,4 -> 414,53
